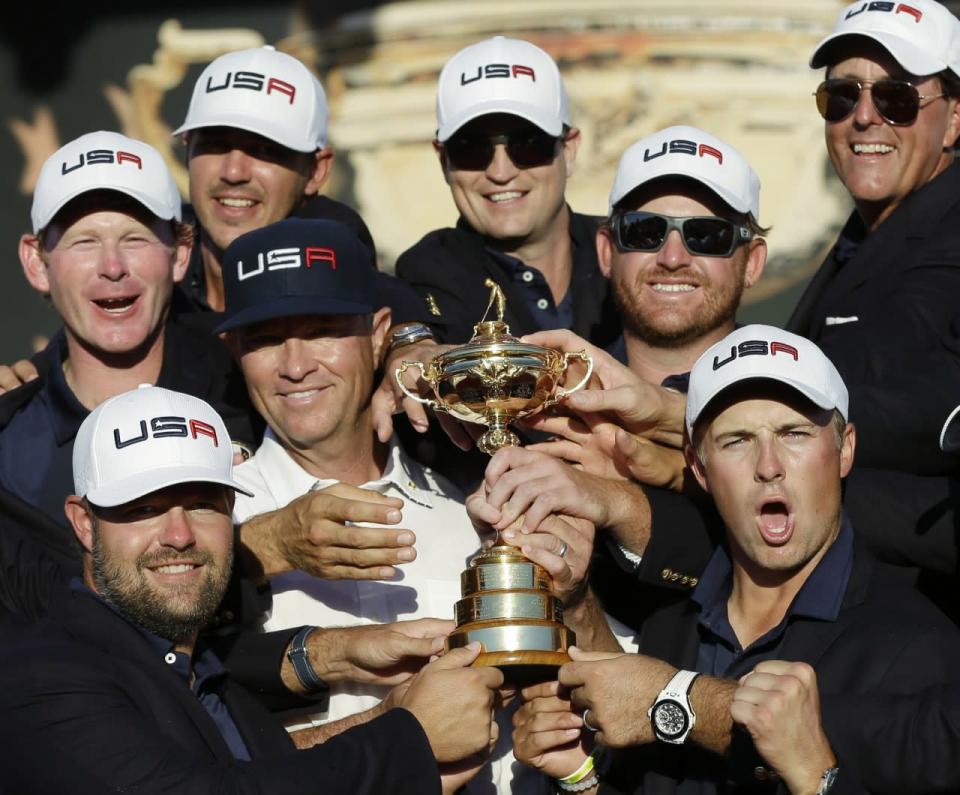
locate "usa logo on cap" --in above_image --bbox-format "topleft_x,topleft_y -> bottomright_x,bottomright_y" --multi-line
216,218 -> 377,334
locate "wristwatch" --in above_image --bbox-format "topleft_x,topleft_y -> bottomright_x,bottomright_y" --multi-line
817,766 -> 839,794
387,322 -> 435,355
286,626 -> 327,692
648,669 -> 700,744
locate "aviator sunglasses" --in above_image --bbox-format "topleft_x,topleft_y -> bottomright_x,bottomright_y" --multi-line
815,78 -> 945,126
441,130 -> 563,171
612,212 -> 754,258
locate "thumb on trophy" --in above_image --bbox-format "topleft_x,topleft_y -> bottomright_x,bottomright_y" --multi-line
430,642 -> 482,669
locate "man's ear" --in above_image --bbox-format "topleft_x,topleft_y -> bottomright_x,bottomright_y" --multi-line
171,225 -> 193,284
743,237 -> 767,288
221,330 -> 241,361
305,148 -> 335,195
685,439 -> 711,495
371,306 -> 393,363
561,127 -> 582,177
65,496 -> 95,554
20,234 -> 50,294
941,96 -> 960,150
433,140 -> 452,186
839,422 -> 856,478
596,225 -> 615,279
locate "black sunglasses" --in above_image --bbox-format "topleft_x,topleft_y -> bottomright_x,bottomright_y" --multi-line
815,77 -> 945,126
441,130 -> 562,171
612,212 -> 753,257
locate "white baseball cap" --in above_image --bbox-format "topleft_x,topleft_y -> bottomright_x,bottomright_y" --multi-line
686,325 -> 849,436
73,385 -> 253,508
174,46 -> 328,152
435,36 -> 570,142
609,125 -> 761,220
810,0 -> 960,78
31,131 -> 181,234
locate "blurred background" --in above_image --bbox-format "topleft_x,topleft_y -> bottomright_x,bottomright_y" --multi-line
4,0 -> 947,363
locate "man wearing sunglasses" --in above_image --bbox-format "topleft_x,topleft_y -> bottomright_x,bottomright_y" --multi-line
395,36 -> 619,350
467,125 -> 768,635
600,125 -> 767,378
790,0 -> 960,474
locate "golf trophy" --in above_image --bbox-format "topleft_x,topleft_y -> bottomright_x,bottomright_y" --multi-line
395,280 -> 593,680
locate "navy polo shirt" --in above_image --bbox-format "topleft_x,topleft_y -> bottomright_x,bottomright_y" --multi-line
488,249 -> 575,332
69,579 -> 251,760
0,322 -> 260,531
691,517 -> 854,680
0,331 -> 86,527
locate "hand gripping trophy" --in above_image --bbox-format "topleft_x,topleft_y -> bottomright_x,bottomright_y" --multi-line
396,280 -> 592,681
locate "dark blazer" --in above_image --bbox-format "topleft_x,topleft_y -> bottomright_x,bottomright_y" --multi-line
0,586 -> 439,795
395,211 -> 621,347
599,541 -> 960,795
822,682 -> 960,795
786,160 -> 960,474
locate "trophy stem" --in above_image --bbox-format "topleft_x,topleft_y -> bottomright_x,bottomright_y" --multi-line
477,412 -> 521,455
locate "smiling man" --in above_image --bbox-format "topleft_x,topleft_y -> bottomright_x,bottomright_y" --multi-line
395,36 -> 619,349
0,131 -> 255,526
171,44 -> 428,337
217,217 -> 536,793
601,125 -> 766,380
788,0 -> 960,473
466,126 -> 767,629
174,46 -> 336,314
0,385 -> 501,794
511,325 -> 960,795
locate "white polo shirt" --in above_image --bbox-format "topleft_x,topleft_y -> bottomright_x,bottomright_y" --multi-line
233,430 -> 552,794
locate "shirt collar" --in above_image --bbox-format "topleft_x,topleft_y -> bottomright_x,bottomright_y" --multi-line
43,331 -> 92,446
692,516 -> 854,623
254,429 -> 435,509
68,578 -> 227,690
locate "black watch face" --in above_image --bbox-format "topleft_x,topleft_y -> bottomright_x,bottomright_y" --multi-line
653,700 -> 689,739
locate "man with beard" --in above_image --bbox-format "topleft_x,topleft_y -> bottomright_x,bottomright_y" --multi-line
0,385 -> 502,794
468,126 -> 766,621
599,125 -> 766,378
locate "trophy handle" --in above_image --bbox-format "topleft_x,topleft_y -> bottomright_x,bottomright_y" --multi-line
544,351 -> 594,407
395,361 -> 440,409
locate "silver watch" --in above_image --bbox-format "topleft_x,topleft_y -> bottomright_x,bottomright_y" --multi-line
387,322 -> 435,355
647,669 -> 700,744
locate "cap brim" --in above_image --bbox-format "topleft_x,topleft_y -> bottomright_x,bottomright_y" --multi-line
34,185 -> 179,234
687,375 -> 840,436
215,296 -> 375,334
437,99 -> 564,142
610,172 -> 753,218
86,465 -> 254,508
810,31 -> 947,75
940,404 -> 960,452
174,116 -> 318,153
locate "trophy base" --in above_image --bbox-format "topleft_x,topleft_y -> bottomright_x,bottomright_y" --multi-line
446,620 -> 574,684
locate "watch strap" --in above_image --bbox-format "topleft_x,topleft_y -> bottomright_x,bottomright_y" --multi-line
287,626 -> 326,692
661,669 -> 700,700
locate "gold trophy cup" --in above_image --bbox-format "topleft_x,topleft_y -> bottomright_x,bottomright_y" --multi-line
395,281 -> 592,681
